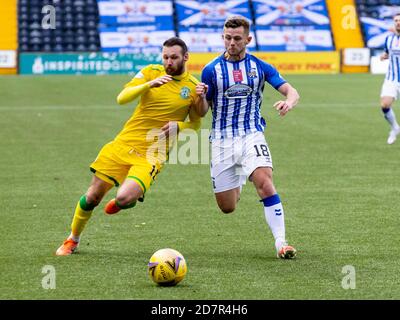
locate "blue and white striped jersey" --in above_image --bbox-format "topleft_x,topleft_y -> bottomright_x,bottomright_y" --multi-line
385,33 -> 400,82
201,53 -> 286,139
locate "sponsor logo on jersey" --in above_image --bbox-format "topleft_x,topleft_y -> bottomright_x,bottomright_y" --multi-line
392,49 -> 400,56
224,84 -> 252,99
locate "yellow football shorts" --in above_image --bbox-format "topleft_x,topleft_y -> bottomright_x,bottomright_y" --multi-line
90,141 -> 162,194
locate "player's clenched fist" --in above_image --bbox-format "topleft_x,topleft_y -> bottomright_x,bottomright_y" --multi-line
149,75 -> 173,88
196,82 -> 208,98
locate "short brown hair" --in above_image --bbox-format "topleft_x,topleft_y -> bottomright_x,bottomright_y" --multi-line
224,15 -> 250,34
163,37 -> 188,55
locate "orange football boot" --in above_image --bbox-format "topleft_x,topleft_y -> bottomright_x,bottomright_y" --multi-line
104,198 -> 121,215
56,238 -> 79,256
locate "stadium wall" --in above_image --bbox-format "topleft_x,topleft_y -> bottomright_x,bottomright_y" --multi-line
0,0 -> 17,74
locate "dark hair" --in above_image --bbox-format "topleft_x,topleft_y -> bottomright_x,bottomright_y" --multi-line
224,15 -> 250,34
163,37 -> 188,55
394,13 -> 400,18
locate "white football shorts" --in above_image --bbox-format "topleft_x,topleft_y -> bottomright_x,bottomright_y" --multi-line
210,131 -> 273,193
381,80 -> 400,99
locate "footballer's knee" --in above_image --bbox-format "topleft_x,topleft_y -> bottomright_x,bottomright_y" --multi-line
85,176 -> 113,207
220,205 -> 236,214
116,179 -> 144,207
381,97 -> 394,109
215,189 -> 240,214
84,192 -> 103,208
115,190 -> 142,207
216,200 -> 237,214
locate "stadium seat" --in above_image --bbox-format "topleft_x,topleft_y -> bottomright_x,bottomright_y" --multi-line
53,44 -> 64,52
19,29 -> 28,37
65,43 -> 75,52
42,36 -> 52,44
42,44 -> 52,52
76,44 -> 87,52
19,44 -> 29,51
88,44 -> 99,51
18,0 -> 101,52
19,36 -> 29,45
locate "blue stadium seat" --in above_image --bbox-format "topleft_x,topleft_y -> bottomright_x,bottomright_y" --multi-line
54,36 -> 63,44
30,30 -> 41,38
75,44 -> 87,52
19,37 -> 29,45
29,37 -> 42,45
42,36 -> 52,44
18,0 -> 101,53
42,44 -> 53,52
73,6 -> 85,14
65,43 -> 75,52
29,22 -> 41,30
19,29 -> 28,37
53,44 -> 65,52
18,13 -> 29,22
75,36 -> 87,44
64,21 -> 75,29
19,6 -> 28,14
19,44 -> 29,51
29,0 -> 41,7
88,44 -> 99,51
63,6 -> 73,14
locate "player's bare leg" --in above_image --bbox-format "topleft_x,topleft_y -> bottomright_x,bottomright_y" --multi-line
251,167 -> 296,259
56,176 -> 113,256
214,187 -> 241,214
381,96 -> 400,145
104,179 -> 143,215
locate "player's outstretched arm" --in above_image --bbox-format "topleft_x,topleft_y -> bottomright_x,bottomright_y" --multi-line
117,75 -> 173,105
274,83 -> 300,117
193,82 -> 209,117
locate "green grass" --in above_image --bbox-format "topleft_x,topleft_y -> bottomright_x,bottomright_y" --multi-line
1,74 -> 400,300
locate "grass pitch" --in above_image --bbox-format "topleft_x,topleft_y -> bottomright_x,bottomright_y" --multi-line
1,73 -> 399,300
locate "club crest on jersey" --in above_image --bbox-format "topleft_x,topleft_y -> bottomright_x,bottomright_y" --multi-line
247,68 -> 258,79
224,84 -> 252,99
180,86 -> 190,99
